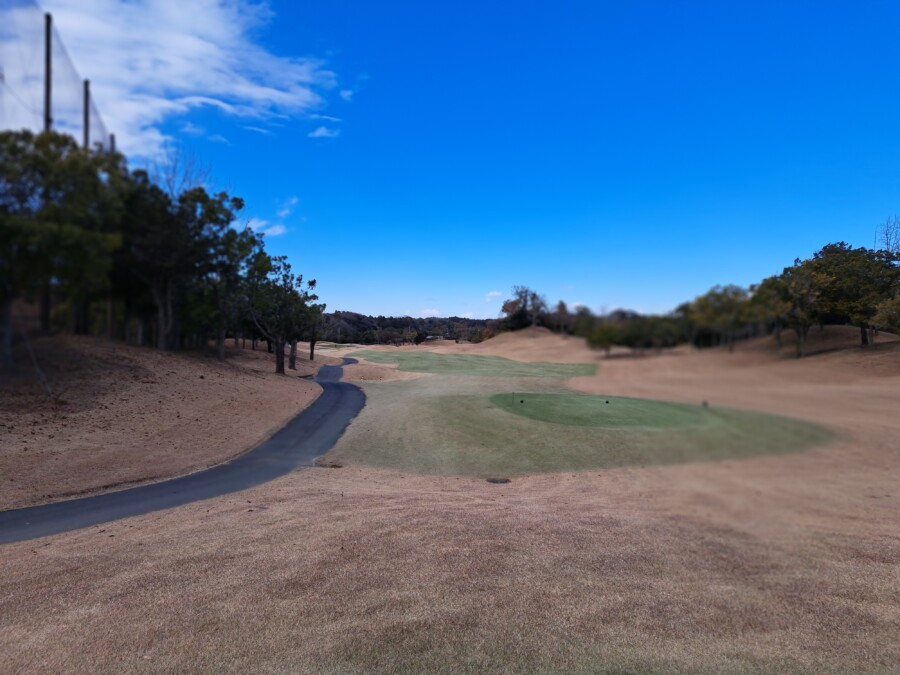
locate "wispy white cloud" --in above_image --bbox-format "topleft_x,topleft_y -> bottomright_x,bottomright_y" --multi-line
309,113 -> 342,122
263,223 -> 287,237
484,290 -> 503,303
308,126 -> 340,138
419,308 -> 440,318
242,125 -> 273,136
246,217 -> 287,237
339,89 -> 354,102
0,0 -> 340,158
277,196 -> 299,218
208,134 -> 230,145
180,121 -> 205,135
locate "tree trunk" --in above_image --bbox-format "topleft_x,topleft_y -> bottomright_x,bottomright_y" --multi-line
309,338 -> 316,361
266,339 -> 273,353
252,337 -> 257,350
106,297 -> 115,340
122,306 -> 131,343
40,281 -> 51,333
216,318 -> 227,361
1,297 -> 13,367
774,324 -> 782,348
860,324 -> 870,346
289,339 -> 297,370
797,327 -> 807,358
274,338 -> 285,374
152,282 -> 175,350
156,302 -> 167,350
74,298 -> 90,335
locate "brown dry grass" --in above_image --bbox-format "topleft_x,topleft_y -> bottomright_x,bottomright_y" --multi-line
341,360 -> 429,383
0,336 -> 340,510
1,327 -> 898,673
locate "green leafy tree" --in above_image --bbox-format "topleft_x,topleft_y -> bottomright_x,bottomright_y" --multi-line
781,259 -> 826,358
246,253 -> 318,374
0,130 -> 122,363
808,242 -> 898,345
686,285 -> 749,349
588,322 -> 620,355
873,296 -> 900,333
501,285 -> 547,330
747,276 -> 792,347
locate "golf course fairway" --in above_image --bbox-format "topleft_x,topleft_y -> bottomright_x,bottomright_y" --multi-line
350,350 -> 596,377
327,384 -> 834,476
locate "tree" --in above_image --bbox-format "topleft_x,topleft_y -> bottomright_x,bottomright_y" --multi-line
874,296 -> 900,333
246,253 -> 317,374
551,300 -> 572,334
686,285 -> 749,350
0,130 -> 49,365
588,323 -> 619,355
808,242 -> 898,345
880,215 -> 899,256
747,276 -> 792,347
781,259 -> 826,358
0,130 -> 122,364
501,285 -> 547,330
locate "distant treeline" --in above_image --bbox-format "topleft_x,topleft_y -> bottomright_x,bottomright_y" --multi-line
4,129 -> 898,369
320,312 -> 492,345
492,232 -> 900,357
1,130 -> 320,373
321,231 -> 900,358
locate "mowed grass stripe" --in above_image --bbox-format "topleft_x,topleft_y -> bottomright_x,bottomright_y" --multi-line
329,387 -> 834,475
491,392 -> 714,429
350,350 -> 596,377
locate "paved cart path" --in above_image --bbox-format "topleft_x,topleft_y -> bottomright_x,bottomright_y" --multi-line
0,358 -> 364,544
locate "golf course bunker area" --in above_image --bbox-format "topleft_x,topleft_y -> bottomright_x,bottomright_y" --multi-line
328,387 -> 834,476
350,350 -> 596,377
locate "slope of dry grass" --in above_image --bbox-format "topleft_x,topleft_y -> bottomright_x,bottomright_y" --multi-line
0,336 -> 339,510
0,328 -> 898,673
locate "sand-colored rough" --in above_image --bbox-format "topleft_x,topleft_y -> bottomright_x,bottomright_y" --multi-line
368,326 -> 608,363
340,361 -> 428,382
0,336 -> 340,510
1,327 -> 898,673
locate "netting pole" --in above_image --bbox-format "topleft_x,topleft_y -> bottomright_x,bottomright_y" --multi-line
41,13 -> 54,332
83,79 -> 90,149
110,133 -> 116,153
44,13 -> 52,132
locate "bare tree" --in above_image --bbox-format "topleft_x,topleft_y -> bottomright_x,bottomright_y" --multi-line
151,144 -> 211,199
879,215 -> 899,255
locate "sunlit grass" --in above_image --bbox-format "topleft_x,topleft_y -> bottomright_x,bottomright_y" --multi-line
350,350 -> 596,377
329,381 -> 834,475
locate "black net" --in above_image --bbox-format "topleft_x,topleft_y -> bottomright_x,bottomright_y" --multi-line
0,0 -> 112,151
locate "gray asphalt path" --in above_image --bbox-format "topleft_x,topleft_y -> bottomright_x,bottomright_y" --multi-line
0,358 -> 364,544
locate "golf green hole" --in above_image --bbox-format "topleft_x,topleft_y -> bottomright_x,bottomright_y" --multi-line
491,392 -> 714,429
327,389 -> 835,476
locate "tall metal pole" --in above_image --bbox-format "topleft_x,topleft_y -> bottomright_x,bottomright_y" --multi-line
44,13 -> 52,132
109,133 -> 116,154
83,79 -> 90,149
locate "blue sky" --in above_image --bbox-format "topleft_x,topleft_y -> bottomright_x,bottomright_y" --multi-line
6,1 -> 900,317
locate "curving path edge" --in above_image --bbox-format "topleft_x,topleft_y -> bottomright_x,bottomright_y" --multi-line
0,358 -> 365,544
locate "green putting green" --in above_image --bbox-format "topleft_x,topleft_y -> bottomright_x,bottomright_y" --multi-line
491,392 -> 713,429
328,387 -> 834,475
350,350 -> 596,377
